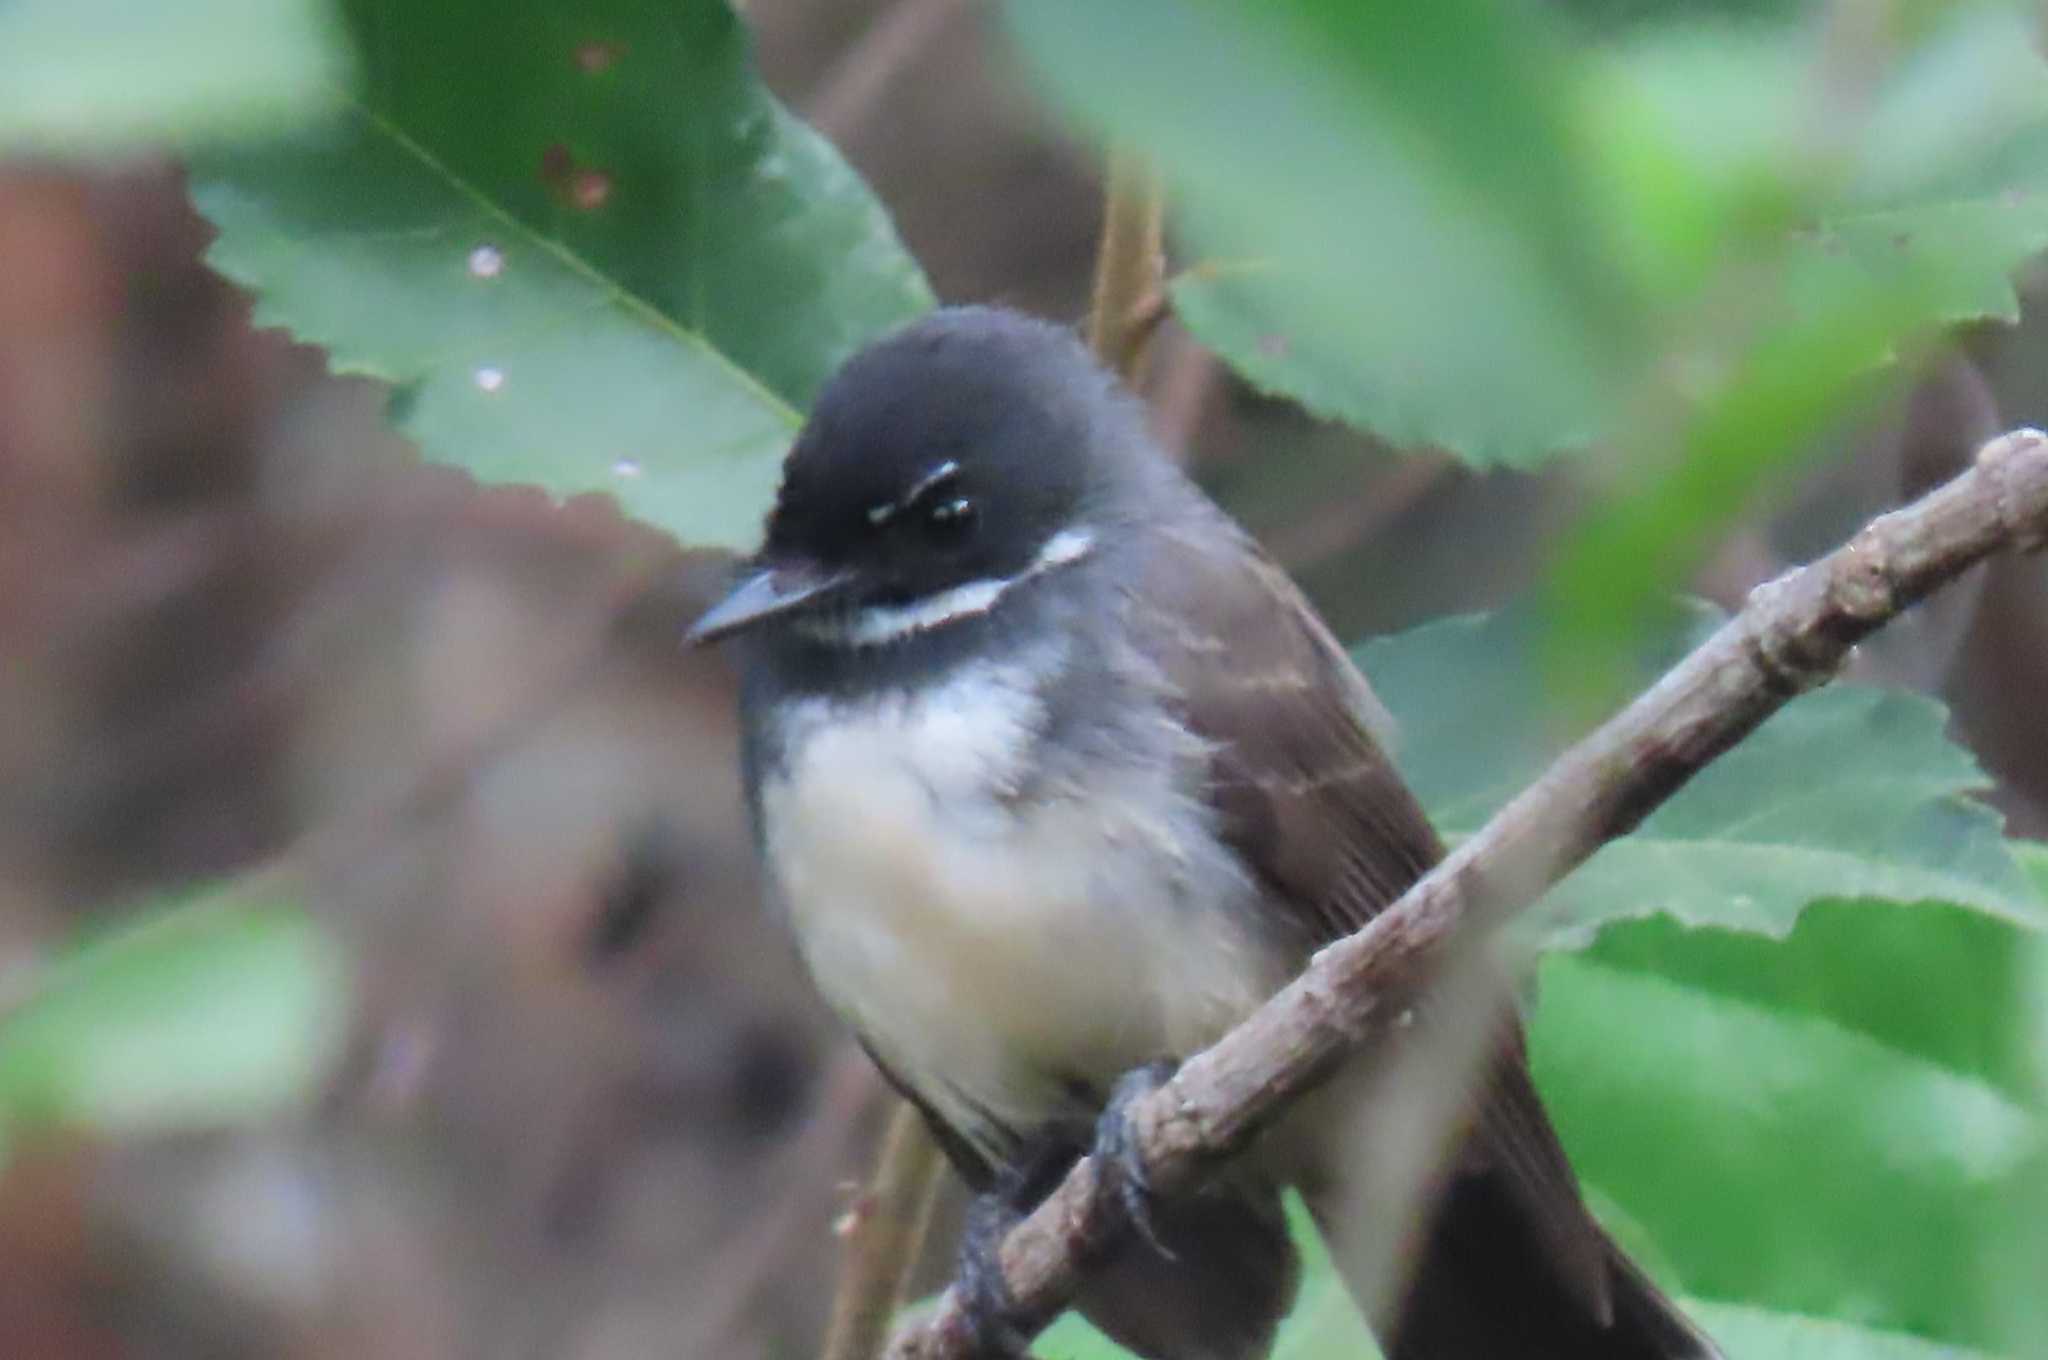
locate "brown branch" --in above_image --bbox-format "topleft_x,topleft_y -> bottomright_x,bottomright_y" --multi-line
1086,150 -> 1167,385
886,426 -> 2048,1359
1146,330 -> 1220,462
820,1100 -> 948,1360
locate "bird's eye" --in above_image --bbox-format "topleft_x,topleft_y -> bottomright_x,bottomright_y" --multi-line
921,495 -> 977,545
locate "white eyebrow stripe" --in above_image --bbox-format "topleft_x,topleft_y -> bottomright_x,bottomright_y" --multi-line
866,460 -> 962,527
809,527 -> 1096,648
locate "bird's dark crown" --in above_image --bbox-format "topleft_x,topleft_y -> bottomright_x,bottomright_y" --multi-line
760,306 -> 1142,612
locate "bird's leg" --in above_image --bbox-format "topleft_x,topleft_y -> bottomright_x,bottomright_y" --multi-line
955,1187 -> 1033,1357
956,1137 -> 1081,1358
1091,1058 -> 1180,1261
954,1061 -> 1180,1354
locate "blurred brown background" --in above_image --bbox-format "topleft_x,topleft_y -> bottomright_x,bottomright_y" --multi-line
3,3 -> 2046,1357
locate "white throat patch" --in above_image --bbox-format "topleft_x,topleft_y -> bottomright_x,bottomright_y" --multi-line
806,527 -> 1095,648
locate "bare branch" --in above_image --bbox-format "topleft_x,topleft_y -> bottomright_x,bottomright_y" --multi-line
808,0 -> 967,143
887,427 -> 2048,1359
820,1100 -> 947,1360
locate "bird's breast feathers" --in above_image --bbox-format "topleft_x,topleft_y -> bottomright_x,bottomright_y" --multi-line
756,655 -> 1290,1155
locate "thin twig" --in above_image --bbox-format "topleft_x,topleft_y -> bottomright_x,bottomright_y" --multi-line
886,427 -> 2048,1358
809,0 -> 967,142
1146,330 -> 1220,461
820,1101 -> 949,1360
1086,150 -> 1167,385
689,1048 -> 887,1357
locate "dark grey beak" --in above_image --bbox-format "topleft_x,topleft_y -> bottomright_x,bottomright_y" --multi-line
686,561 -> 854,645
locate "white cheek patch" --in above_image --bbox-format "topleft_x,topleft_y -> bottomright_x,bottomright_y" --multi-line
811,527 -> 1096,648
1037,526 -> 1095,569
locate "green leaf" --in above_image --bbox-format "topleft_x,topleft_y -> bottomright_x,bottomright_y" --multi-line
1684,1302 -> 2007,1360
1544,5 -> 2048,700
1014,0 -> 2048,469
1532,902 -> 2042,1347
1583,899 -> 2042,1107
0,0 -> 349,154
190,0 -> 931,550
1988,880 -> 2048,1358
2015,841 -> 2048,902
1006,0 -> 1639,465
0,888 -> 348,1139
1359,602 -> 2044,944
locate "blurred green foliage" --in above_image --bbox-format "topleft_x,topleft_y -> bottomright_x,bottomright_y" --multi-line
1012,0 -> 1635,463
1009,1 -> 2048,463
1007,0 -> 2048,704
0,887 -> 347,1147
0,0 -> 349,154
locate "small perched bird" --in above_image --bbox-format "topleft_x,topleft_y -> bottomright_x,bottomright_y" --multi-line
691,306 -> 1719,1360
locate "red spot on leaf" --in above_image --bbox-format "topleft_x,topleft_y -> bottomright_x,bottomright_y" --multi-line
570,169 -> 613,211
575,41 -> 623,74
538,144 -> 614,212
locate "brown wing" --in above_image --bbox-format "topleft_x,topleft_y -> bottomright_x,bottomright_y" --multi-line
1130,516 -> 1440,939
1130,510 -> 1613,1314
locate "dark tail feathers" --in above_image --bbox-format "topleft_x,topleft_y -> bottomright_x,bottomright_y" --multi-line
1381,1167 -> 1720,1360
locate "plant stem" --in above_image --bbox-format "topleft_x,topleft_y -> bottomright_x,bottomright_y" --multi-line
1087,149 -> 1167,385
820,1100 -> 947,1360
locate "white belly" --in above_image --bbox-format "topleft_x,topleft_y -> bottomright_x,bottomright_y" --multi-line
758,659 -> 1286,1156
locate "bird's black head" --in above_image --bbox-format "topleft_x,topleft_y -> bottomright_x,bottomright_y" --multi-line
689,307 -> 1149,651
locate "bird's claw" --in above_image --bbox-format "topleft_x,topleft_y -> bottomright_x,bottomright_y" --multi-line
1093,1058 -> 1178,1262
956,1190 -> 1035,1358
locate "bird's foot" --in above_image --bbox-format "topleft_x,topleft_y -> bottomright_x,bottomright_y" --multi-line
1091,1058 -> 1179,1261
956,1189 -> 1034,1358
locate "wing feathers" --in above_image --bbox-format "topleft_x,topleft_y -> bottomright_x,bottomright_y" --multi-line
1131,508 -> 1615,1316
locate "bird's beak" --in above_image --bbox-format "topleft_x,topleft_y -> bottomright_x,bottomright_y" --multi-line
686,560 -> 854,645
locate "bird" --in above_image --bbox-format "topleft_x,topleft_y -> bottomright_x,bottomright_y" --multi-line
689,305 -> 1720,1360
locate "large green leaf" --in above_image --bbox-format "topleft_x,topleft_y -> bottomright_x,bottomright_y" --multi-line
1025,1187 -> 2009,1358
1532,902 -> 2042,1348
1359,602 -> 2045,944
0,0 -> 348,155
190,0 -> 931,550
0,887 -> 348,1139
1995,840 -> 2048,1358
2021,841 -> 2048,902
1005,0 -> 1639,465
1009,0 -> 2048,472
1684,1304 -> 2007,1360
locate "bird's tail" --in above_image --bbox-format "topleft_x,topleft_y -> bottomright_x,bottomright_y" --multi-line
1323,1163 -> 1721,1360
